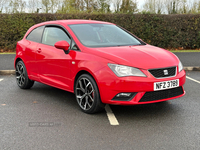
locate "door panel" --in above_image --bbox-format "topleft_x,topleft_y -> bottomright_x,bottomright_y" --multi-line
24,26 -> 44,80
24,41 -> 40,80
36,26 -> 72,91
36,44 -> 71,90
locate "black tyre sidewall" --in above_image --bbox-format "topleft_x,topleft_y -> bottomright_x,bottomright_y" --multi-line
16,61 -> 34,89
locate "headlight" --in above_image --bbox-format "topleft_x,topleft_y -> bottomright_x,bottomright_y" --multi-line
108,64 -> 146,77
178,61 -> 183,72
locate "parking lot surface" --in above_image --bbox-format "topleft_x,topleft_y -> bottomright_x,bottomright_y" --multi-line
0,71 -> 200,150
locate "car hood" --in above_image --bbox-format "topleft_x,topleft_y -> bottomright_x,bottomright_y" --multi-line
86,45 -> 179,70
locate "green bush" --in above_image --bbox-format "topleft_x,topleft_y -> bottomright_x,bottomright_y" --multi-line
0,13 -> 200,52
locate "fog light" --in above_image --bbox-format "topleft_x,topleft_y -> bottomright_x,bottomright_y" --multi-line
116,93 -> 132,97
112,93 -> 137,101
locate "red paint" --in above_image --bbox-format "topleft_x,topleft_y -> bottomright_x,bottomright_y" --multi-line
15,20 -> 186,105
54,41 -> 70,51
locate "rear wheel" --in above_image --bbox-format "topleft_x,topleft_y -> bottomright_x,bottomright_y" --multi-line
75,74 -> 105,114
16,60 -> 34,89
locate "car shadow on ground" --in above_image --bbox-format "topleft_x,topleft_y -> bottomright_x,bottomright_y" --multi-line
109,100 -> 181,122
29,82 -> 106,115
28,82 -> 181,118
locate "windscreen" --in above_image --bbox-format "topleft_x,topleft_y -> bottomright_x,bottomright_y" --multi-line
69,24 -> 143,48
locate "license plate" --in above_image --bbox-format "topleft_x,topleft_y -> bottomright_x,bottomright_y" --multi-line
154,79 -> 179,91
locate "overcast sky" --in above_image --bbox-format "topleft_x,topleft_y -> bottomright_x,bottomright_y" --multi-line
137,0 -> 146,9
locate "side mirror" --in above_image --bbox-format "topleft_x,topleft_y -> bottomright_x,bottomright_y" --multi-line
54,41 -> 70,53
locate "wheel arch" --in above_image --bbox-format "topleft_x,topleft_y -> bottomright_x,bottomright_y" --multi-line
15,57 -> 30,76
15,57 -> 23,68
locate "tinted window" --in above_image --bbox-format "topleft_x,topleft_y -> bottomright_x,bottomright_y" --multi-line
26,26 -> 44,43
42,27 -> 71,46
69,24 -> 143,48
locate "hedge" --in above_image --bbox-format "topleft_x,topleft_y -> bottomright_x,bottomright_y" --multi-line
0,13 -> 200,52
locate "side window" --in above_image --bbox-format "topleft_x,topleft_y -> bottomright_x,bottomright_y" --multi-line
42,27 -> 71,46
26,26 -> 44,43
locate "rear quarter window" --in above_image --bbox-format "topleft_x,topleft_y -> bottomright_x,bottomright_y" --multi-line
26,26 -> 44,43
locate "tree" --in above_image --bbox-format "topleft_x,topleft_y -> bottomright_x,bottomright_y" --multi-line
0,0 -> 7,13
164,0 -> 181,14
143,0 -> 164,14
189,0 -> 200,14
113,0 -> 121,13
97,0 -> 111,13
58,0 -> 78,13
57,0 -> 98,13
42,0 -> 51,13
28,0 -> 40,13
143,0 -> 156,14
50,0 -> 60,13
143,0 -> 190,14
120,0 -> 138,13
83,0 -> 98,12
156,0 -> 163,14
178,0 -> 188,14
9,0 -> 26,13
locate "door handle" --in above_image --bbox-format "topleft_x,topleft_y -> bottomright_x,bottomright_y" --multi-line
37,48 -> 42,53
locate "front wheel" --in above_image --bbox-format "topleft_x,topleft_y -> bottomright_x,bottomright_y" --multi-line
75,74 -> 105,114
16,60 -> 34,89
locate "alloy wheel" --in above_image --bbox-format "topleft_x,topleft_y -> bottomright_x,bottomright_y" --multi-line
76,78 -> 95,111
16,63 -> 25,87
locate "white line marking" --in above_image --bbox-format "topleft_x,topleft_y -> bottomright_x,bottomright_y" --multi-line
105,105 -> 119,126
0,79 -> 3,82
186,76 -> 200,84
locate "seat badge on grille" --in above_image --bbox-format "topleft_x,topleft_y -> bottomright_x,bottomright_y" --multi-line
163,70 -> 168,75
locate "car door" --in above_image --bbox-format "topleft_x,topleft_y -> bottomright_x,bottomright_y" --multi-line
25,26 -> 44,80
36,26 -> 72,91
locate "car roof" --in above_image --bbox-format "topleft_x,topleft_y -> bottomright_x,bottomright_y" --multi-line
59,19 -> 114,25
33,19 -> 114,27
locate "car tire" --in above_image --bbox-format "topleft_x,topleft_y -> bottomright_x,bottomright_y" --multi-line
16,60 -> 34,89
75,74 -> 105,114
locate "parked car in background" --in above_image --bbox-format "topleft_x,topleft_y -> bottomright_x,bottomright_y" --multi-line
15,20 -> 186,113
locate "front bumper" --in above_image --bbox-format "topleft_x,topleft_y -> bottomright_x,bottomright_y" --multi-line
95,67 -> 186,105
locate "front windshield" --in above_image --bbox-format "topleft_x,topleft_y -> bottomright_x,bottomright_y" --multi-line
69,24 -> 143,48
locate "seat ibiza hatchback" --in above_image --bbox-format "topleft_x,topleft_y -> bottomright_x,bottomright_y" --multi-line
15,20 -> 186,113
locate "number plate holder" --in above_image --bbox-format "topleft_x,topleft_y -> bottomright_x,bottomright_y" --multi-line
154,79 -> 179,91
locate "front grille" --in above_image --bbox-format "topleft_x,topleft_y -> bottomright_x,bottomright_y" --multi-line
149,67 -> 176,78
140,87 -> 184,102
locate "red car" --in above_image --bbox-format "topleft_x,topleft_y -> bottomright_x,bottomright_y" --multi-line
15,20 -> 186,113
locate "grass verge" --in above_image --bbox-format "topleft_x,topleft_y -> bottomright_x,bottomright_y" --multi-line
0,52 -> 16,54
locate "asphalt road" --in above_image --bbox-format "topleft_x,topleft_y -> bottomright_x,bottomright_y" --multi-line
0,71 -> 200,150
174,52 -> 200,67
0,54 -> 15,70
0,52 -> 200,70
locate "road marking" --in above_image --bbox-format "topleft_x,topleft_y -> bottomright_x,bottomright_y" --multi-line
0,79 -> 3,82
186,76 -> 200,84
105,105 -> 119,126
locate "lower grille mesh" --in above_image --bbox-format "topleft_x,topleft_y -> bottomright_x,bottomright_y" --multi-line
140,87 -> 184,102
